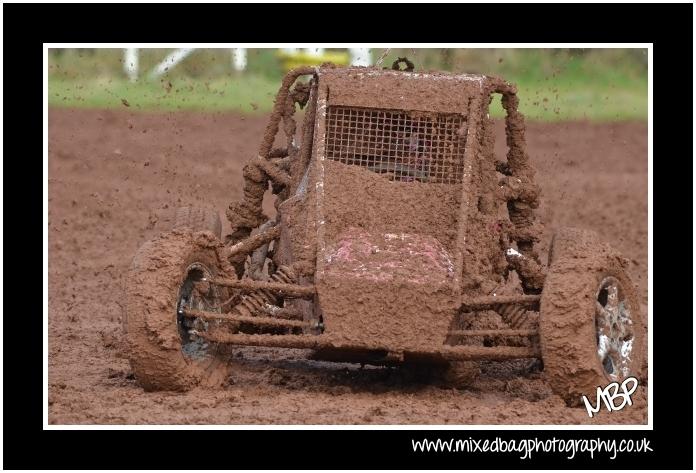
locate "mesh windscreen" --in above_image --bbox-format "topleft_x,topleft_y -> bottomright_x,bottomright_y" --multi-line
325,106 -> 467,184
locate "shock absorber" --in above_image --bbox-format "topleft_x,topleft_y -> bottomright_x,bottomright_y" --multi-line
232,265 -> 299,318
494,303 -> 531,329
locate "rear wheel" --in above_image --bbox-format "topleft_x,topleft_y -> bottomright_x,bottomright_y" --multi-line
155,206 -> 222,239
124,229 -> 229,391
539,228 -> 645,405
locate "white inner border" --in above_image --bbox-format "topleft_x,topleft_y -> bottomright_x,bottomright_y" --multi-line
43,43 -> 653,431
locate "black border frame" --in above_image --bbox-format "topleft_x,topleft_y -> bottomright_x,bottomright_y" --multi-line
3,2 -> 692,470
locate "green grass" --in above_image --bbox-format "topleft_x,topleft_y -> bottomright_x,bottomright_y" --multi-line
48,74 -> 647,121
488,81 -> 647,121
48,75 -> 280,114
47,48 -> 647,121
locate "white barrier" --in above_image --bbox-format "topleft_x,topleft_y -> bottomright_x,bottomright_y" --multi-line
121,48 -> 373,80
150,48 -> 196,79
350,48 -> 371,67
232,48 -> 247,71
123,48 -> 139,82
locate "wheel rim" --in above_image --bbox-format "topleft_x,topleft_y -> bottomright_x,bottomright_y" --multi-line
176,263 -> 221,361
595,276 -> 634,380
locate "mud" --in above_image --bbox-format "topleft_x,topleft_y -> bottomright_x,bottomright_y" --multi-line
314,72 -> 472,351
322,160 -> 462,250
305,71 -> 509,354
317,163 -> 459,350
48,108 -> 647,424
321,67 -> 482,114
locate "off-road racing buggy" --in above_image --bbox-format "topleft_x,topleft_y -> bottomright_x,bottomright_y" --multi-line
125,59 -> 645,405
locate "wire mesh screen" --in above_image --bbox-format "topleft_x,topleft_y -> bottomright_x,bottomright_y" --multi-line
325,106 -> 467,184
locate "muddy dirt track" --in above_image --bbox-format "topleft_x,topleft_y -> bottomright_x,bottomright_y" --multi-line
48,108 -> 648,424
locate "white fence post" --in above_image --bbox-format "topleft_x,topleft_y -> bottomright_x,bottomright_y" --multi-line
127,47 -> 373,82
124,48 -> 139,82
232,48 -> 247,71
305,47 -> 325,56
150,48 -> 196,79
350,48 -> 371,66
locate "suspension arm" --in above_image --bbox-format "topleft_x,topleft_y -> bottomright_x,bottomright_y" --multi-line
209,278 -> 315,298
189,331 -> 540,360
226,225 -> 281,263
183,309 -> 309,329
459,294 -> 540,311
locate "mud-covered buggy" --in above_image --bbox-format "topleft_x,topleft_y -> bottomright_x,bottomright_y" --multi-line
125,60 -> 645,405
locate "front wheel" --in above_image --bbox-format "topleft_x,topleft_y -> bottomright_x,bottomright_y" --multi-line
124,229 -> 229,391
539,228 -> 645,406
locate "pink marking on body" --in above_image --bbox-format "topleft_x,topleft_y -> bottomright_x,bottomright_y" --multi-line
324,227 -> 454,284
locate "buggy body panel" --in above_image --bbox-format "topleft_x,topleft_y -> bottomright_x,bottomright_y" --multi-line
305,67 -> 487,350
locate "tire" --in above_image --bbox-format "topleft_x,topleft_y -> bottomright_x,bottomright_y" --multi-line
540,227 -> 645,406
155,206 -> 222,240
124,229 -> 229,391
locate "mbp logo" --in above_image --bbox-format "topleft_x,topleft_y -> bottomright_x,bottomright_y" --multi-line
582,377 -> 638,418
